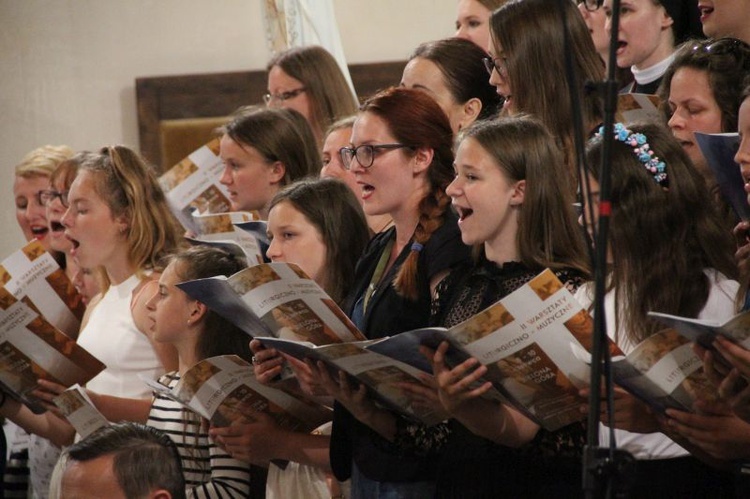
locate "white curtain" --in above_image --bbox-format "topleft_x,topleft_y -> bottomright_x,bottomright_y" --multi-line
262,0 -> 356,98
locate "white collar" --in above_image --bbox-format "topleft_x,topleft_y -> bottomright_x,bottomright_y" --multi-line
631,53 -> 676,85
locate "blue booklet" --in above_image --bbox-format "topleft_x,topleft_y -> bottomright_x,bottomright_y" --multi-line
695,132 -> 749,220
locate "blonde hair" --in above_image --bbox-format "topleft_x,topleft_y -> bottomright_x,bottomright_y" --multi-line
81,146 -> 183,276
15,145 -> 74,178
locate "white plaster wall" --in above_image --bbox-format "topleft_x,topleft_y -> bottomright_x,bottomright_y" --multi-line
0,0 -> 454,257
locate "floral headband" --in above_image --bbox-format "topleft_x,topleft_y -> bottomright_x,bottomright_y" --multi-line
597,123 -> 668,187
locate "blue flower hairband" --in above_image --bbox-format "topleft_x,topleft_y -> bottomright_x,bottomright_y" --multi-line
597,123 -> 668,187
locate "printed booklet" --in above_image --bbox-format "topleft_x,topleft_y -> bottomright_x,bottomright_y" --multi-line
141,355 -> 331,432
616,93 -> 661,124
186,211 -> 267,265
177,262 -> 366,344
158,138 -> 232,233
648,309 -> 750,351
694,132 -> 750,220
0,241 -> 104,412
263,269 -> 605,430
54,384 -> 109,438
606,329 -> 717,413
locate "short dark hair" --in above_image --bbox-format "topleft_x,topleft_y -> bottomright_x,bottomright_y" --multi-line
66,422 -> 186,499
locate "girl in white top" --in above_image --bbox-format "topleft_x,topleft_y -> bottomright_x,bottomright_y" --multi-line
576,122 -> 738,497
62,146 -> 181,397
0,147 -> 181,439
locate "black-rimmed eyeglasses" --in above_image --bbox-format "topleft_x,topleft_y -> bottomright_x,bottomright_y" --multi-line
263,87 -> 306,106
339,144 -> 414,170
579,0 -> 603,11
38,189 -> 69,208
482,56 -> 509,79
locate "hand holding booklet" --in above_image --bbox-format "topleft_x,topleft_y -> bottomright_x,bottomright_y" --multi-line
262,268 -> 607,430
141,355 -> 331,432
0,241 -> 104,412
177,262 -> 366,344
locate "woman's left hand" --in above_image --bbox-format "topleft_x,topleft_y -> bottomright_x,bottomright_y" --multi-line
32,379 -> 69,417
394,373 -> 450,422
665,399 -> 750,460
209,412 -> 281,465
307,359 -> 381,426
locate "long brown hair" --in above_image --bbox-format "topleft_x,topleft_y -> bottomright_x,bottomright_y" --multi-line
169,246 -> 252,363
359,87 -> 455,300
585,123 -> 737,343
269,178 -> 369,304
81,146 -> 183,277
461,116 -> 590,275
490,0 -> 604,188
268,46 -> 358,139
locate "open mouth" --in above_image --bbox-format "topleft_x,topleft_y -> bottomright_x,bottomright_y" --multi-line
359,183 -> 375,199
616,40 -> 627,54
501,95 -> 512,111
31,225 -> 49,239
698,5 -> 713,21
455,206 -> 474,222
50,220 -> 65,234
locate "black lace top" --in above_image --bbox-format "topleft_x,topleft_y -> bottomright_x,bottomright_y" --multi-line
428,259 -> 590,498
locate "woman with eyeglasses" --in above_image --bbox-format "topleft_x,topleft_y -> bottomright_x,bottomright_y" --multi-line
218,106 -> 320,220
13,145 -> 73,257
1,146 -> 183,497
8,144 -> 73,499
401,37 -> 501,133
320,116 -> 395,235
577,0 -> 635,88
601,0 -> 702,94
265,46 -> 358,145
310,87 -> 471,498
487,0 -> 603,191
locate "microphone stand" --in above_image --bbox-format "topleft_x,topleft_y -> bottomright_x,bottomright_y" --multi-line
554,0 -> 636,496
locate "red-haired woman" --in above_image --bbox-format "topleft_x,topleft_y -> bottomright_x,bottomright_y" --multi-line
314,87 -> 471,497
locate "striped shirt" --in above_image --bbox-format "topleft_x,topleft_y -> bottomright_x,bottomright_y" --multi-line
147,372 -> 251,498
